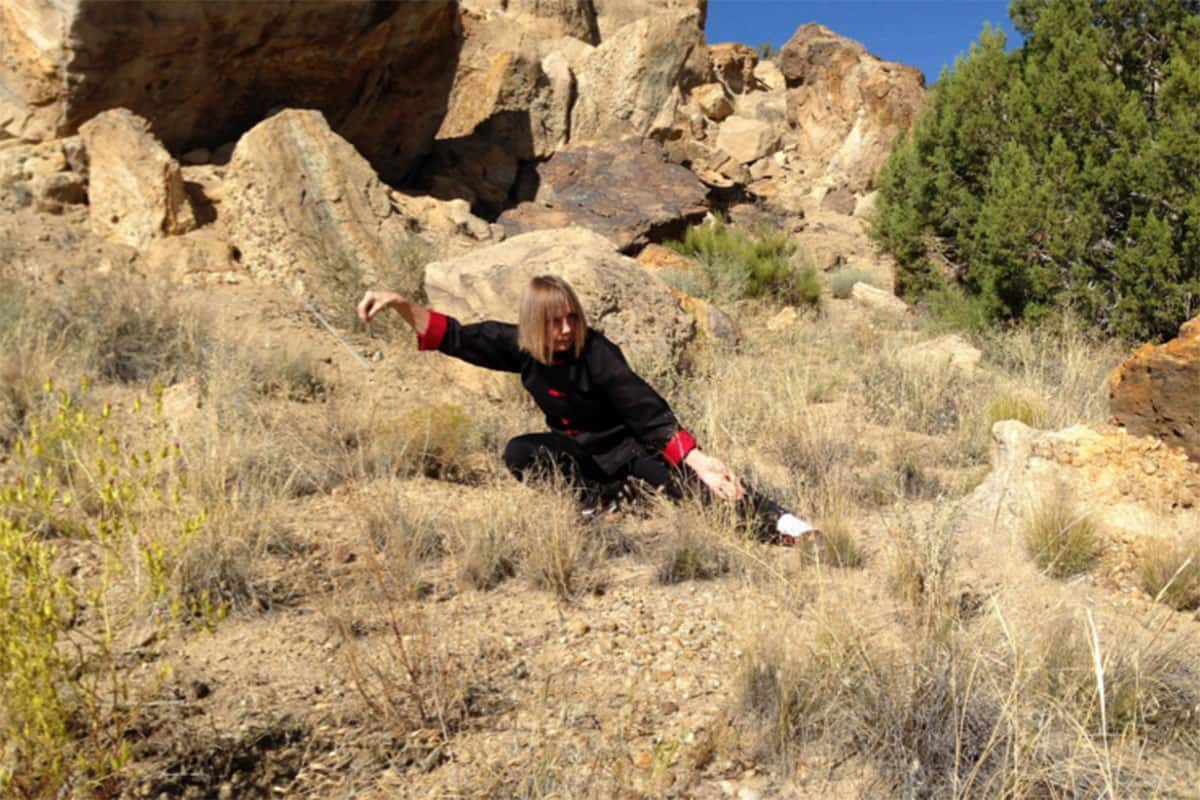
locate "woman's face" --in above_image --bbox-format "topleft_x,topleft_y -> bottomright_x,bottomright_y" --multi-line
547,306 -> 579,353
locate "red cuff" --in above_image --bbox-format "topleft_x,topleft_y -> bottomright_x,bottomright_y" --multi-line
417,311 -> 447,351
663,429 -> 697,468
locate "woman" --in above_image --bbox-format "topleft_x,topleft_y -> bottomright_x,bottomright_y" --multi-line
356,275 -> 816,545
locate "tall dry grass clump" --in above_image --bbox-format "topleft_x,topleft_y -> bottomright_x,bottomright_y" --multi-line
857,350 -> 992,467
1022,490 -> 1102,579
1136,535 -> 1200,611
980,315 -> 1126,430
443,480 -> 606,599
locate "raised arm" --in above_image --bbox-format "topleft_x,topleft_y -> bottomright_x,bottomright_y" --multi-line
357,290 -> 430,334
357,289 -> 522,373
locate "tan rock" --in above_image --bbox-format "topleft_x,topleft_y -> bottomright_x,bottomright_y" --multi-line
387,193 -> 499,257
1110,315 -> 1200,461
571,10 -> 704,142
715,116 -> 779,164
821,186 -> 857,216
707,43 -> 758,94
637,244 -> 701,275
753,60 -> 786,91
221,110 -> 418,295
986,421 -> 1200,540
734,90 -> 787,125
140,229 -> 238,280
691,83 -> 733,122
778,23 -> 926,191
460,0 -> 599,43
4,2 -> 461,181
30,172 -> 86,214
672,290 -> 739,345
591,0 -> 707,40
436,23 -> 574,160
897,334 -> 982,374
850,283 -> 909,315
79,109 -> 195,248
663,139 -> 749,189
424,227 -> 695,394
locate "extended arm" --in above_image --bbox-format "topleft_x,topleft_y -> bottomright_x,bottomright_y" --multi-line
357,290 -> 430,334
357,290 -> 522,372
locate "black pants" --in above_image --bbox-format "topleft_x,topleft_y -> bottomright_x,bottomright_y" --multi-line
503,432 -> 787,539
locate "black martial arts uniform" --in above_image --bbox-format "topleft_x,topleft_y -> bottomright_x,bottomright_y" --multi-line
418,311 -> 786,534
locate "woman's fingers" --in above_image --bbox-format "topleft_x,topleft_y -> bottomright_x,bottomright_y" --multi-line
356,292 -> 375,322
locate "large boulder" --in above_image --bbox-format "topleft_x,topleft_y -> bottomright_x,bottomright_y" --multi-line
497,138 -> 709,252
424,227 -> 696,383
435,12 -> 575,163
220,110 -> 422,294
570,9 -> 705,142
714,115 -> 779,164
79,108 -> 195,247
1,1 -> 460,181
778,23 -> 925,191
1110,316 -> 1200,462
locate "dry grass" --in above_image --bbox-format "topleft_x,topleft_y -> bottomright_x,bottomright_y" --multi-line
1137,536 -> 1200,611
979,315 -> 1125,429
0,242 -> 1182,796
796,516 -> 865,570
520,493 -> 606,599
985,394 -> 1049,429
654,500 -> 739,584
734,514 -> 1200,798
1022,492 -> 1102,579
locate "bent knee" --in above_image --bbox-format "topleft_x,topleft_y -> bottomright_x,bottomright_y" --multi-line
503,436 -> 537,477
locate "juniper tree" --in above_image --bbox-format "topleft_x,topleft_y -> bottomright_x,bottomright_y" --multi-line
874,0 -> 1200,340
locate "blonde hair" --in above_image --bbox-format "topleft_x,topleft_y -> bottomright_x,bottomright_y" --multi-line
518,275 -> 588,365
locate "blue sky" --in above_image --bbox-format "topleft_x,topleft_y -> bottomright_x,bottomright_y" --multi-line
704,1 -> 1023,85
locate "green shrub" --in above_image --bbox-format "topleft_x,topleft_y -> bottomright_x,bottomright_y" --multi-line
666,217 -> 819,306
0,383 -> 218,795
874,3 -> 1200,341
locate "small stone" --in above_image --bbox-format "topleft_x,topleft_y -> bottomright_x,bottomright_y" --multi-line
1142,460 -> 1158,475
737,789 -> 763,800
572,621 -> 590,636
218,783 -> 235,800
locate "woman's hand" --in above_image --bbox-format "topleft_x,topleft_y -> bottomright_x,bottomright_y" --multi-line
356,290 -> 404,323
683,449 -> 745,501
356,290 -> 430,334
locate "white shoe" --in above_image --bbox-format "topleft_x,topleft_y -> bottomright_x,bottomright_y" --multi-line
775,513 -> 819,546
